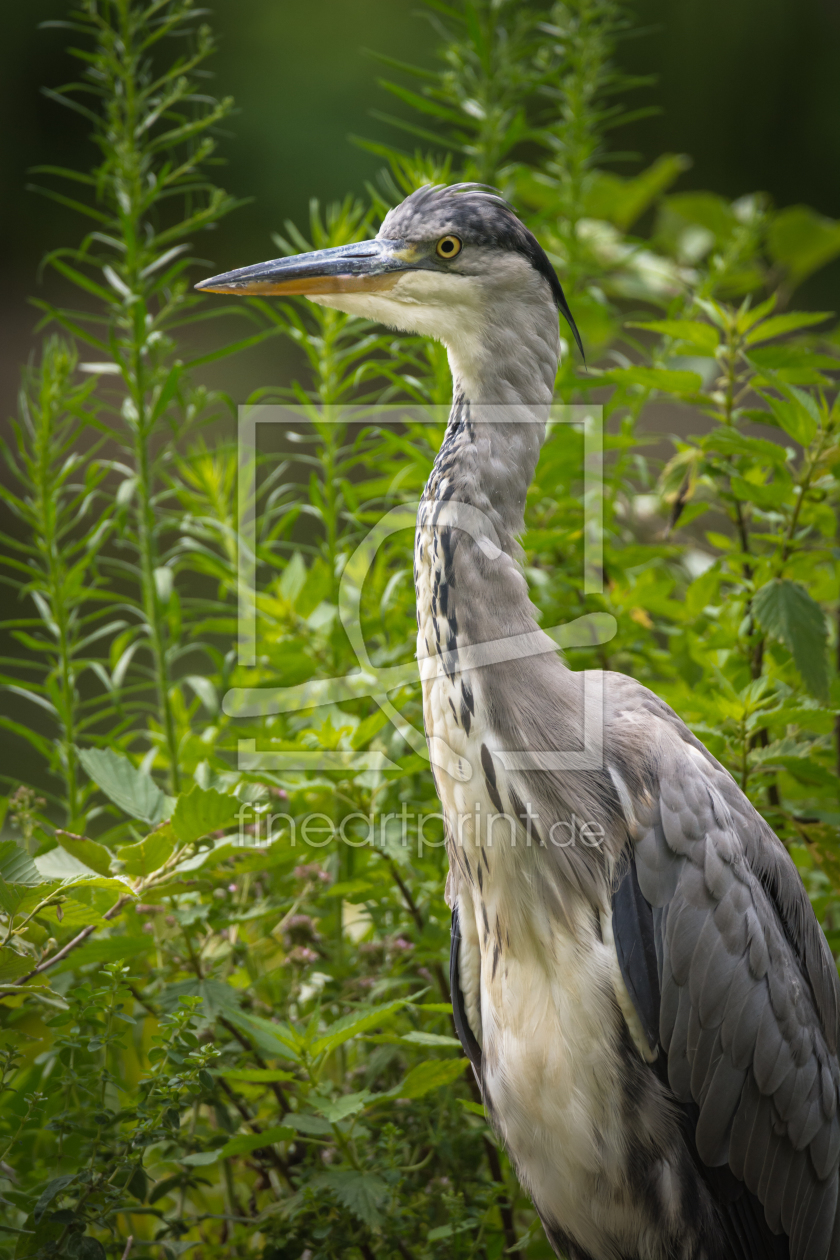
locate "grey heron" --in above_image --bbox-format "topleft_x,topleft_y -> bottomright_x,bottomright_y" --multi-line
197,184 -> 840,1260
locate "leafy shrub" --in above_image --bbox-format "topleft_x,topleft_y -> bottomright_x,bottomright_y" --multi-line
0,1 -> 837,1257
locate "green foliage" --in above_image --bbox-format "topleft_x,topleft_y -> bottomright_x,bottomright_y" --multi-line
0,341 -> 108,828
78,748 -> 172,828
0,1 -> 838,1258
753,580 -> 830,703
21,0 -> 279,800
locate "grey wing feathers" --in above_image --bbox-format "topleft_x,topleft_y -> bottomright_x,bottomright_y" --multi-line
631,737 -> 840,1260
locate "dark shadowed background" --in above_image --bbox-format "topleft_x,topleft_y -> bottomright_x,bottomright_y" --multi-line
2,0 -> 839,414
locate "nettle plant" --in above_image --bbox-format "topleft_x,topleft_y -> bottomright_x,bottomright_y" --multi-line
0,1 -> 838,1258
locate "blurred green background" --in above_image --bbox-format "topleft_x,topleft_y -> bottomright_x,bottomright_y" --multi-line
2,0 -> 839,418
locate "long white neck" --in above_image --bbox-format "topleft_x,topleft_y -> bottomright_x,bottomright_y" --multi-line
426,301 -> 560,551
416,303 -> 561,653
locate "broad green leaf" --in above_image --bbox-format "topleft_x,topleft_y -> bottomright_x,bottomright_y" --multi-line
221,1125 -> 295,1158
52,935 -> 152,974
77,747 -> 171,825
116,830 -> 174,878
323,878 -> 376,901
752,580 -> 829,701
310,999 -> 409,1057
581,154 -> 689,230
673,502 -> 708,529
351,708 -> 391,750
702,426 -> 789,467
313,1169 -> 388,1227
428,1222 -> 473,1243
55,830 -> 113,877
218,1069 -> 296,1084
392,1058 -> 468,1099
160,978 -> 242,1018
605,366 -> 703,395
284,1113 -> 333,1135
763,755 -> 838,789
736,295 -> 778,333
180,1150 -> 221,1167
458,1098 -> 486,1117
768,705 -> 836,735
34,847 -> 112,883
0,840 -> 42,886
744,310 -> 833,345
0,947 -> 32,984
661,191 -> 736,242
72,1235 -> 107,1260
0,880 -> 44,920
401,1030 -> 462,1048
749,352 -> 833,378
148,1174 -> 185,1205
14,1213 -> 64,1258
768,206 -> 840,287
60,875 -> 130,895
760,396 -> 818,446
729,476 -> 789,510
310,1090 -> 372,1122
64,876 -> 130,897
750,367 -> 822,434
221,1009 -> 303,1061
628,319 -> 719,353
685,567 -> 719,617
38,897 -> 106,931
170,785 -> 241,844
746,345 -> 839,386
33,1174 -> 76,1223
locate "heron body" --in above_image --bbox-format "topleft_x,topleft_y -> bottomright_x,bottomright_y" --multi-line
197,184 -> 840,1260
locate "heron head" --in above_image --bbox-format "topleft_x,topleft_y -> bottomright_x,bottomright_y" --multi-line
195,184 -> 583,365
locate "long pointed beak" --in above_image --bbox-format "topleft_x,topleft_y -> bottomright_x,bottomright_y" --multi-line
194,239 -> 414,297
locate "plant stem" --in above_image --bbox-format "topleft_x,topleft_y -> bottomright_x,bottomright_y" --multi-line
216,1077 -> 293,1185
13,896 -> 130,985
33,403 -> 81,820
217,1016 -> 291,1115
134,420 -> 181,793
107,5 -> 182,792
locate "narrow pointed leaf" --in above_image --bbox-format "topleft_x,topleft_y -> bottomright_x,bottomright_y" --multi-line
390,1058 -> 468,1099
220,1125 -> 295,1158
311,999 -> 409,1057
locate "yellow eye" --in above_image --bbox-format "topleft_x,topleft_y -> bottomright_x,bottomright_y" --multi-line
436,235 -> 462,259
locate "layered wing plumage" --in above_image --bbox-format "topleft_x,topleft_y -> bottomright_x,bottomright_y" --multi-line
444,655 -> 840,1260
613,700 -> 840,1260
